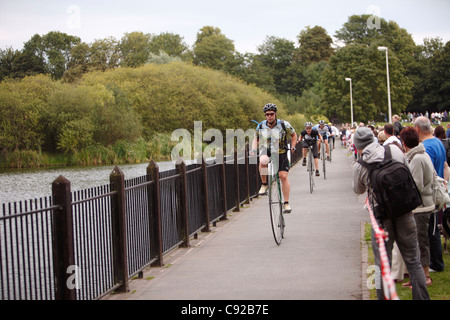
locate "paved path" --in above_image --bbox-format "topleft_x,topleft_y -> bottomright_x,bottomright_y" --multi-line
105,145 -> 369,300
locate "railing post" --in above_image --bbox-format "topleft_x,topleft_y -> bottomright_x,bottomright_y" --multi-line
147,160 -> 164,266
234,148 -> 240,212
51,175 -> 76,300
176,159 -> 190,248
110,166 -> 129,293
251,146 -> 260,198
244,143 -> 251,204
217,150 -> 228,221
201,155 -> 211,232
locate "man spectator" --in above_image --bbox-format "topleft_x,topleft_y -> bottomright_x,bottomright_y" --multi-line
414,116 -> 446,273
383,124 -> 402,151
352,127 -> 429,300
392,114 -> 403,137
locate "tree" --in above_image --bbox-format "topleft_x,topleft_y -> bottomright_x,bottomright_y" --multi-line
321,44 -> 412,122
295,26 -> 334,64
22,34 -> 47,74
147,50 -> 182,64
89,37 -> 121,71
231,53 -> 276,93
0,47 -> 21,81
42,31 -> 81,79
335,15 -> 387,46
0,40 -> 45,81
256,36 -> 296,95
63,42 -> 90,82
420,39 -> 450,111
63,37 -> 121,82
119,31 -> 152,67
335,15 -> 416,66
19,32 -> 81,80
407,38 -> 442,113
193,26 -> 235,70
148,32 -> 189,59
434,41 -> 450,111
0,75 -> 55,152
335,14 -> 419,113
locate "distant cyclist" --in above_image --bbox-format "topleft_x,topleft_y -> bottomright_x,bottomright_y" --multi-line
329,122 -> 339,150
300,122 -> 322,176
313,120 -> 332,161
251,103 -> 297,213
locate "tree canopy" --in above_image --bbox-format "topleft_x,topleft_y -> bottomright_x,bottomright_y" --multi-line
1,13 -> 449,148
0,63 -> 281,161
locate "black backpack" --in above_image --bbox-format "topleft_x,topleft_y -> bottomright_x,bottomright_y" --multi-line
358,145 -> 422,219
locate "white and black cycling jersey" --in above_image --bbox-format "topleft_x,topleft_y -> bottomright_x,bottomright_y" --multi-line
313,124 -> 332,139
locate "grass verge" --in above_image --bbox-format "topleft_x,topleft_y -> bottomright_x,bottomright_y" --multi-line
363,222 -> 450,300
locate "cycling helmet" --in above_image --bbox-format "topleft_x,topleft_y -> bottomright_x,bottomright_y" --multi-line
263,103 -> 277,113
319,120 -> 325,125
305,122 -> 313,128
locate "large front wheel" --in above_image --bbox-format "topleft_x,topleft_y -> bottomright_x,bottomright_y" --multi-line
321,143 -> 327,180
269,172 -> 284,245
308,151 -> 315,193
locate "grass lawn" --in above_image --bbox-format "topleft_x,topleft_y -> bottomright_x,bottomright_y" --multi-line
364,222 -> 450,300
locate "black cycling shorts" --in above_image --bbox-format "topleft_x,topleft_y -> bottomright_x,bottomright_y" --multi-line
302,139 -> 318,159
278,152 -> 290,173
259,149 -> 290,172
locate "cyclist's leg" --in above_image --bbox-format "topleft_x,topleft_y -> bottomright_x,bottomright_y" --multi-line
279,171 -> 289,199
302,143 -> 308,165
258,148 -> 270,195
317,140 -> 322,159
259,163 -> 268,183
325,138 -> 330,157
312,143 -> 320,174
278,152 -> 290,203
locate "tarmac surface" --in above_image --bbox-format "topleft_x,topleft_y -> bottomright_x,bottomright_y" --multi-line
105,145 -> 370,300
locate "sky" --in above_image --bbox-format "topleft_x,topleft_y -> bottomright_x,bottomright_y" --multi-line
1,0 -> 449,53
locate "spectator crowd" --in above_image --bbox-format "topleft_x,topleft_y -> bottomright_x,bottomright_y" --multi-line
347,115 -> 448,300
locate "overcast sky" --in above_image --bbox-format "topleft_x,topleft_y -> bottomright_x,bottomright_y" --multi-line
1,0 -> 449,53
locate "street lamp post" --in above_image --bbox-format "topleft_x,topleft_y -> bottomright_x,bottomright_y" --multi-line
378,46 -> 392,124
345,78 -> 353,125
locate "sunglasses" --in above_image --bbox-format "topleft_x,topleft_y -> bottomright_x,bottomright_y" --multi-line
265,113 -> 275,117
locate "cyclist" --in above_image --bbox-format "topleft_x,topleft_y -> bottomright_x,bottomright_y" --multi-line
313,120 -> 332,161
329,122 -> 339,150
300,122 -> 322,176
251,103 -> 297,213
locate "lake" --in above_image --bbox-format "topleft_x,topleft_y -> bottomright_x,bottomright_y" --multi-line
0,161 -> 178,205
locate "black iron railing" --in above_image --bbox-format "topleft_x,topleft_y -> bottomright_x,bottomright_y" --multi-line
0,147 -> 301,300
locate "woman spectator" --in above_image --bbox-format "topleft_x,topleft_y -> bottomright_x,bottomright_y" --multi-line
400,126 -> 435,286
